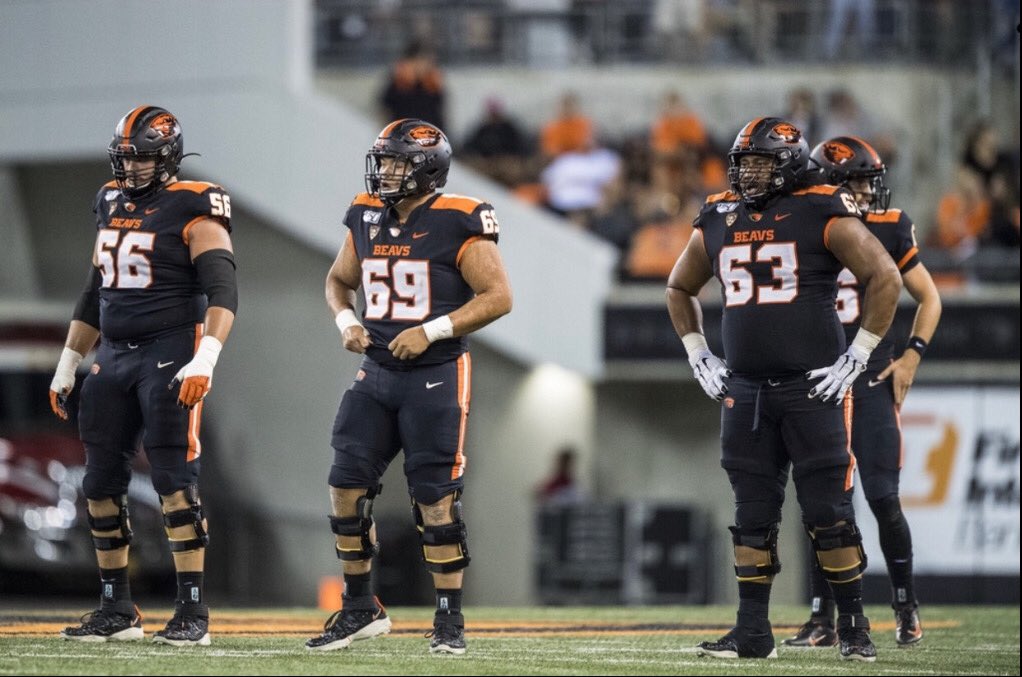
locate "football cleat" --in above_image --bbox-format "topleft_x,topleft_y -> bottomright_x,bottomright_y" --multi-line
306,599 -> 391,651
696,626 -> 777,659
152,611 -> 210,647
894,604 -> 923,646
60,606 -> 144,642
427,619 -> 467,655
837,613 -> 877,662
781,618 -> 838,648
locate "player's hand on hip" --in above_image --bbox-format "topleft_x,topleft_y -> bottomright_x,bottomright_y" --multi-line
688,348 -> 731,401
878,351 -> 919,406
388,326 -> 430,360
49,348 -> 84,420
806,344 -> 869,404
342,325 -> 371,354
169,336 -> 222,409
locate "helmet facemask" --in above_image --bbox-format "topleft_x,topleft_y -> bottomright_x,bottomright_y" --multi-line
365,150 -> 426,204
846,170 -> 891,213
729,151 -> 788,208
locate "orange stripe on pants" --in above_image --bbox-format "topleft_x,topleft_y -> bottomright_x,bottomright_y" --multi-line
843,392 -> 856,491
186,324 -> 204,462
452,353 -> 472,480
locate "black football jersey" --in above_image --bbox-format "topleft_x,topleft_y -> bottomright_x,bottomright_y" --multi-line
344,192 -> 500,369
837,208 -> 919,369
92,180 -> 232,341
694,185 -> 862,378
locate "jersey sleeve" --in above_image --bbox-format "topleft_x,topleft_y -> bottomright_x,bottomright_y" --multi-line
193,184 -> 232,233
819,186 -> 862,220
893,210 -> 921,273
462,201 -> 500,244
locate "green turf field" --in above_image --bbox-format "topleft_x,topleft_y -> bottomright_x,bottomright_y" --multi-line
1,605 -> 1018,675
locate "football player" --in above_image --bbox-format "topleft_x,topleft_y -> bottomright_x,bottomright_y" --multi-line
50,106 -> 238,646
308,119 -> 512,655
783,136 -> 940,649
667,118 -> 901,662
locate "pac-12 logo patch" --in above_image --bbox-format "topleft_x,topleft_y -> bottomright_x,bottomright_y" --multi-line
726,213 -> 738,227
355,369 -> 366,382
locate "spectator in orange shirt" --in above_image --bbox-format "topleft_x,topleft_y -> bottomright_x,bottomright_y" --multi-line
650,90 -> 708,158
541,92 -> 594,159
379,40 -> 446,131
934,168 -> 990,258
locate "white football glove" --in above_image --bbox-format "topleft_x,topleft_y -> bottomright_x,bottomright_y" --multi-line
807,328 -> 882,404
49,347 -> 84,420
683,333 -> 731,401
169,336 -> 222,409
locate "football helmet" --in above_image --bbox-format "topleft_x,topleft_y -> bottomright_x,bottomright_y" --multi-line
365,119 -> 451,204
108,106 -> 183,199
809,136 -> 891,212
727,117 -> 810,207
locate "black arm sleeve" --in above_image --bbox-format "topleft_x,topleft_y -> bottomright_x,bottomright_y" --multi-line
194,249 -> 238,313
72,266 -> 101,328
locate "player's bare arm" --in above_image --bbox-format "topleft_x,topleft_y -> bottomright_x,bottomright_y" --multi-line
878,263 -> 941,404
388,238 -> 512,360
666,230 -> 713,338
326,232 -> 371,354
170,218 -> 238,408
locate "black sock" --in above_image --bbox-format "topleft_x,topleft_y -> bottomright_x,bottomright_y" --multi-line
435,588 -> 463,625
869,496 -> 916,607
830,578 -> 865,618
807,538 -> 835,622
176,571 -> 207,616
736,581 -> 772,632
99,567 -> 134,615
342,572 -> 376,609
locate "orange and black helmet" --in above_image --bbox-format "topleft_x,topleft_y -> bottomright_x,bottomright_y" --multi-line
365,119 -> 452,204
727,117 -> 810,207
108,105 -> 184,198
809,136 -> 891,212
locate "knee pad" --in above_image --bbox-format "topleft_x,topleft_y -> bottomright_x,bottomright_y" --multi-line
807,520 -> 867,584
729,525 -> 781,580
82,469 -> 130,501
161,484 -> 209,553
330,484 -> 381,562
87,494 -> 133,551
413,494 -> 471,574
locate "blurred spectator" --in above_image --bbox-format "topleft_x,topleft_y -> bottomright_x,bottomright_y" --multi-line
624,155 -> 701,280
652,0 -> 707,61
461,97 -> 531,187
379,39 -> 446,130
961,121 -> 1017,192
540,138 -> 621,224
818,88 -> 897,165
934,167 -> 989,259
588,169 -> 642,255
823,0 -> 876,60
540,92 -> 594,159
535,446 -> 584,505
784,87 -> 820,146
650,91 -> 708,159
983,171 -> 1021,248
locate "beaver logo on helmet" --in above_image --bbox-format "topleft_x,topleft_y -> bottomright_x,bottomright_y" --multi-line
409,125 -> 442,147
772,123 -> 802,143
149,113 -> 178,139
823,141 -> 856,165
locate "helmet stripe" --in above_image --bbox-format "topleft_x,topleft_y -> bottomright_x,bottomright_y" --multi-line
736,117 -> 766,149
846,135 -> 881,165
380,118 -> 411,138
120,105 -> 154,145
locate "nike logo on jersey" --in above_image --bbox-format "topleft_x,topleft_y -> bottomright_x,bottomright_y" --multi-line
426,381 -> 444,389
412,231 -> 429,239
774,212 -> 792,221
145,207 -> 160,215
157,361 -> 175,369
868,379 -> 884,387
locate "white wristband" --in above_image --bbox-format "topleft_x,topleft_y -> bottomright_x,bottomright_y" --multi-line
851,327 -> 882,356
194,336 -> 223,369
52,347 -> 84,387
422,315 -> 454,343
681,332 -> 709,356
335,309 -> 362,334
